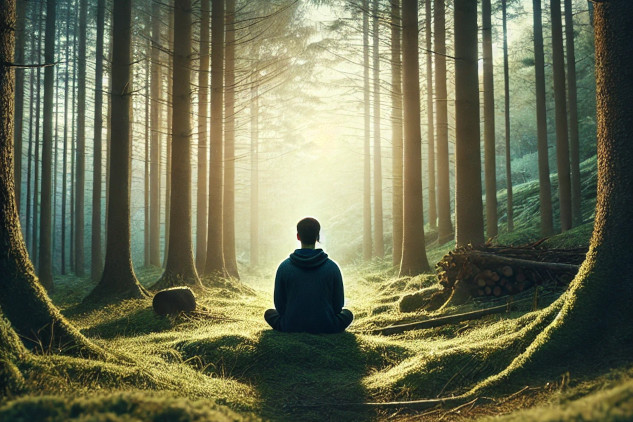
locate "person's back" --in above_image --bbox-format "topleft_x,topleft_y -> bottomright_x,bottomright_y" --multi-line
264,218 -> 353,334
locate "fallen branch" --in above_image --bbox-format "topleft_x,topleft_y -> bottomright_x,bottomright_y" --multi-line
366,299 -> 531,336
467,251 -> 580,273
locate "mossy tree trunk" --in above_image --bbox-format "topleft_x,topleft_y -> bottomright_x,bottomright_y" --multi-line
153,0 -> 202,290
0,0 -> 103,357
390,0 -> 403,267
399,0 -> 430,276
0,307 -> 26,396
13,0 -> 26,213
454,0 -> 484,247
86,0 -> 148,301
478,0 -> 633,389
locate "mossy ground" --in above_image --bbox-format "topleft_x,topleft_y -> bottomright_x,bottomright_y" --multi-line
2,157 -> 632,421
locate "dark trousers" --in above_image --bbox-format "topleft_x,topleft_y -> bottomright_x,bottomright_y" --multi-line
264,308 -> 354,333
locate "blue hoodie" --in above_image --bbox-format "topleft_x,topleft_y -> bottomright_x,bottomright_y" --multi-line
274,248 -> 345,333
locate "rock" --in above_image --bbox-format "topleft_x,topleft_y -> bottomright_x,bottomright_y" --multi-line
152,287 -> 196,316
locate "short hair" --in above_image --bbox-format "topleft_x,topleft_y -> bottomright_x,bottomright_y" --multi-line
297,217 -> 320,245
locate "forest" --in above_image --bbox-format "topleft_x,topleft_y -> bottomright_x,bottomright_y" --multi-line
0,0 -> 631,420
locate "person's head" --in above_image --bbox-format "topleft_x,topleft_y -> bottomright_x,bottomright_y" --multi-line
296,217 -> 320,247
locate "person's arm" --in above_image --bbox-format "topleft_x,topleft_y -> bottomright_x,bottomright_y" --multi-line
332,265 -> 344,314
273,265 -> 286,315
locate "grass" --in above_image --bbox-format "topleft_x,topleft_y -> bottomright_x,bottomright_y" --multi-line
2,156 -> 632,421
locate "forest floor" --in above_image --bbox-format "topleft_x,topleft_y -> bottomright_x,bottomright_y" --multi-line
2,157 -> 633,421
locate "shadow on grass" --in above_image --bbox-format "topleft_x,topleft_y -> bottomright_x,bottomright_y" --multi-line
80,307 -> 172,339
251,330 -> 371,421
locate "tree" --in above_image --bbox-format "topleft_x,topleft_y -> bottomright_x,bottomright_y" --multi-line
223,0 -> 240,279
75,0 -> 87,276
153,0 -> 202,289
196,0 -> 210,273
551,0 -> 572,232
163,10 -> 174,267
362,0 -> 372,260
502,0 -> 513,232
0,0 -> 102,357
13,0 -> 26,213
86,0 -> 148,301
149,1 -> 162,267
205,0 -> 226,276
434,0 -> 453,243
91,0 -> 105,281
250,76 -> 259,267
482,0 -> 497,239
399,0 -> 430,275
565,0 -> 582,227
477,0 -> 633,387
372,0 -> 384,259
390,0 -> 403,267
425,0 -> 436,231
533,0 -> 554,236
38,0 -> 56,290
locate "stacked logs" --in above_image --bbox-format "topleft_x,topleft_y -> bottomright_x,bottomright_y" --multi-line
436,243 -> 587,300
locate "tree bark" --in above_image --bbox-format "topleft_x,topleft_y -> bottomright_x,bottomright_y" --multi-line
565,0 -> 581,227
149,1 -> 162,267
0,0 -> 103,357
390,0 -> 403,267
425,0 -> 436,231
482,0 -> 497,239
551,0 -> 572,232
74,0 -> 87,276
362,0 -> 372,261
32,1 -> 43,266
372,0 -> 384,259
38,0 -> 56,290
163,10 -> 174,267
205,0 -> 226,276
502,0 -> 513,232
223,0 -> 240,279
454,0 -> 484,247
13,0 -> 26,214
86,0 -> 148,301
196,0 -> 209,273
533,0 -> 554,236
153,0 -> 202,290
434,0 -> 453,243
399,0 -> 430,276
91,0 -> 105,281
250,79 -> 259,267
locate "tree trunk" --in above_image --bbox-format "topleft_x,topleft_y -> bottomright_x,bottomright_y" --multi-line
565,0 -> 581,227
149,1 -> 162,267
362,0 -> 372,261
434,0 -> 453,243
372,0 -> 384,259
250,79 -> 259,267
425,0 -> 436,231
144,35 -> 150,268
91,0 -> 105,281
223,0 -> 240,279
0,0 -> 103,357
86,0 -> 148,301
25,7 -> 35,252
482,0 -> 497,239
74,0 -> 86,276
533,0 -> 554,237
390,0 -> 403,267
61,0 -> 72,275
454,0 -> 484,247
163,10 -> 174,268
205,0 -> 226,276
399,0 -> 430,276
13,0 -> 26,213
196,0 -> 209,273
502,0 -> 513,232
32,1 -> 42,266
153,0 -> 202,290
38,0 -> 56,290
69,1 -> 78,272
551,0 -> 572,232
476,0 -> 633,387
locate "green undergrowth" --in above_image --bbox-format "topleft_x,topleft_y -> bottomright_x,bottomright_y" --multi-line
3,156 -> 631,420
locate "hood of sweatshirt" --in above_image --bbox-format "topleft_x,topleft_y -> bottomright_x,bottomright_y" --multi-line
289,248 -> 329,269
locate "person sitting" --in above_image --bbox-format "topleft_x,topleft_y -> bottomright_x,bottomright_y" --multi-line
264,217 -> 353,334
